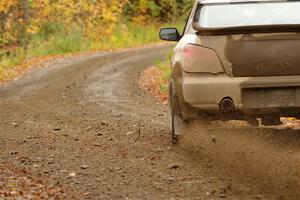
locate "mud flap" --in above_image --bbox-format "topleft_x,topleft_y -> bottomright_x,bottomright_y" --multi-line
169,79 -> 184,144
168,79 -> 190,144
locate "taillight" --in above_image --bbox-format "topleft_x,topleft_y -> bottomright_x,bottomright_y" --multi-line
182,44 -> 224,74
183,44 -> 195,58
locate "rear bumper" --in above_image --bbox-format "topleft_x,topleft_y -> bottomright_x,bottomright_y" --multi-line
182,73 -> 300,115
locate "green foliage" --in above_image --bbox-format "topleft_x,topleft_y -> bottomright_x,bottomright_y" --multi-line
0,48 -> 26,70
124,0 -> 193,23
27,26 -> 90,57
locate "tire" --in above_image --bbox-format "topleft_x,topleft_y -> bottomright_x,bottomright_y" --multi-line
168,79 -> 181,144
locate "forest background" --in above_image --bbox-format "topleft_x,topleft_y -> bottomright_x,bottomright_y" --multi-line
0,0 -> 193,81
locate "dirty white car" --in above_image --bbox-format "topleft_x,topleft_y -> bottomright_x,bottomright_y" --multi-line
160,0 -> 300,143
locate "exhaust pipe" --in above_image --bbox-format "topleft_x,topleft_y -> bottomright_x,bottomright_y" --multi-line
220,98 -> 234,111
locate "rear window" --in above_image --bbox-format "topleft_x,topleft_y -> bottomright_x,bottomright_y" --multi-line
195,2 -> 300,29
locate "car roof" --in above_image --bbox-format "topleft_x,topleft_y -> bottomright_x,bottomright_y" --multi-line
199,0 -> 293,4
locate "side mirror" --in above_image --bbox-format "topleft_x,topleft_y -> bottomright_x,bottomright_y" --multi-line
159,28 -> 180,41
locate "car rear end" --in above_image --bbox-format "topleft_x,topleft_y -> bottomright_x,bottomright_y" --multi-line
179,0 -> 300,120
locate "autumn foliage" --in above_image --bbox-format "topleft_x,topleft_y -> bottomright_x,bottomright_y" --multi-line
0,0 -> 192,57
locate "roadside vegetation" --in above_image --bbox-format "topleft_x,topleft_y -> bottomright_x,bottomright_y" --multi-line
139,49 -> 174,103
0,0 -> 192,82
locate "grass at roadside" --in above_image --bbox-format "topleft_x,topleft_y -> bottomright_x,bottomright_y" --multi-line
154,50 -> 173,92
0,22 -> 184,83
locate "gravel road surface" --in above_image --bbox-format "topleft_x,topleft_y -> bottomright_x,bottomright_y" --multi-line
1,44 -> 300,199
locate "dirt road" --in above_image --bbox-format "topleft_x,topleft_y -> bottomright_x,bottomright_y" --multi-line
1,44 -> 300,199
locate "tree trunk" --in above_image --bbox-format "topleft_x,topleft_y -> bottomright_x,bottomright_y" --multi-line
20,0 -> 30,49
22,0 -> 29,24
